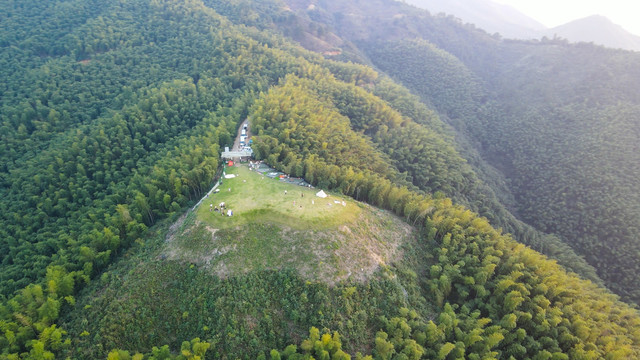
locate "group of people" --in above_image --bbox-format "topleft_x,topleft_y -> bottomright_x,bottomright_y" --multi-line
210,202 -> 233,216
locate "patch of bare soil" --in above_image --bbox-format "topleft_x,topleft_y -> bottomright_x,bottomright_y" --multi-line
325,208 -> 413,284
164,218 -> 235,277
164,204 -> 414,285
165,212 -> 189,243
162,212 -> 193,259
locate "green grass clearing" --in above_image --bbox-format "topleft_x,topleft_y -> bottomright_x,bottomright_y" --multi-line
195,164 -> 360,230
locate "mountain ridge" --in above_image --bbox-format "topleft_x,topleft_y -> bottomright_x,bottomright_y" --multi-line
401,0 -> 640,51
402,0 -> 545,38
1,0 -> 640,358
275,0 -> 640,303
544,15 -> 640,51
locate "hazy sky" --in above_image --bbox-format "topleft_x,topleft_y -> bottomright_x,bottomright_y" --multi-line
492,0 -> 640,35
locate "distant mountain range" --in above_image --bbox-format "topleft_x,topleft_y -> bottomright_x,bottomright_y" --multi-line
544,15 -> 640,51
402,0 -> 545,38
402,0 -> 640,51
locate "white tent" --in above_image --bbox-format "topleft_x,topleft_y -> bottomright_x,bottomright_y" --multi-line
315,190 -> 328,198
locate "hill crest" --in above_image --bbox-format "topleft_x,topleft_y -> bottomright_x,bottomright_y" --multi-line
545,15 -> 640,51
403,0 -> 545,38
163,164 -> 414,284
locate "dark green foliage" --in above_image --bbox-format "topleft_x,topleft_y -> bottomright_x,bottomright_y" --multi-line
248,74 -> 640,358
0,80 -> 221,294
2,0 -> 640,359
293,0 -> 640,303
0,0 -> 319,356
477,80 -> 640,303
59,223 -> 424,359
372,26 -> 640,304
365,39 -> 483,125
200,0 -> 283,30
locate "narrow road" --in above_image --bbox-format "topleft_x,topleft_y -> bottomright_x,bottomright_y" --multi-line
232,118 -> 249,151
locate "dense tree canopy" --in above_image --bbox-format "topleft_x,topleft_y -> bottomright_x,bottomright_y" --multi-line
1,0 -> 639,358
247,76 -> 640,359
288,0 -> 640,304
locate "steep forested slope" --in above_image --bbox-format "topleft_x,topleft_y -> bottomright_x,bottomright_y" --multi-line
281,0 -> 640,304
268,0 -> 604,286
246,74 -> 640,359
377,37 -> 640,305
476,44 -> 640,303
1,0 -> 640,358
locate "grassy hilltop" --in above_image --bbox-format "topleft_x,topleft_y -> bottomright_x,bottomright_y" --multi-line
166,163 -> 414,283
196,164 -> 360,230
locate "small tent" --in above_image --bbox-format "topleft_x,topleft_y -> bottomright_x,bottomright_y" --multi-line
315,190 -> 328,198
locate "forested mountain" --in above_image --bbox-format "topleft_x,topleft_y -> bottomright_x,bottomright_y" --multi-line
1,0 -> 640,359
544,15 -> 640,51
402,0 -> 640,52
274,0 -> 640,304
402,0 -> 545,39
